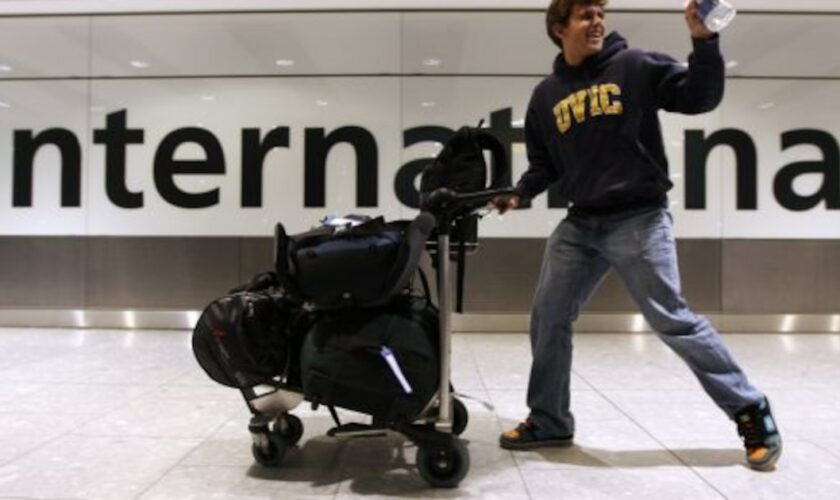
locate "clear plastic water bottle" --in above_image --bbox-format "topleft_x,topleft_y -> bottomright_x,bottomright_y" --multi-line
694,0 -> 737,32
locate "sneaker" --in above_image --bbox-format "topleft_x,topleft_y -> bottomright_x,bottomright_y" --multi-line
735,397 -> 782,471
499,418 -> 573,450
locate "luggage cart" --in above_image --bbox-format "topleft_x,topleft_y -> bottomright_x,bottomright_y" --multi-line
243,186 -> 512,488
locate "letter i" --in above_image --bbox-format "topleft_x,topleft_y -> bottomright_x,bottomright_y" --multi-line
588,86 -> 603,116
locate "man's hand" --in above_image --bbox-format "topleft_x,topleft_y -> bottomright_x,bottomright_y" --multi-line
685,0 -> 715,40
490,194 -> 520,215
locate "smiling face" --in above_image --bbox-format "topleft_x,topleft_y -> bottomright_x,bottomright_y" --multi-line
552,4 -> 606,66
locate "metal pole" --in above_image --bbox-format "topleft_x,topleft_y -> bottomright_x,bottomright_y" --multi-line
436,231 -> 452,432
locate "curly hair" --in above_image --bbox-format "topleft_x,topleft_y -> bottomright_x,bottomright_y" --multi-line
545,0 -> 608,49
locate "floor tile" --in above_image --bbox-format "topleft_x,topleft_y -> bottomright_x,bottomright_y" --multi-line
672,439 -> 840,500
138,465 -> 339,499
521,467 -> 724,500
0,412 -> 93,464
0,435 -> 199,500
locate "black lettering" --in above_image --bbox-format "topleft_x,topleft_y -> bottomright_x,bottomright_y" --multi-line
774,129 -> 840,211
685,128 -> 757,210
93,110 -> 145,208
153,128 -> 225,208
395,126 -> 455,208
241,127 -> 290,207
304,126 -> 377,207
13,128 -> 81,207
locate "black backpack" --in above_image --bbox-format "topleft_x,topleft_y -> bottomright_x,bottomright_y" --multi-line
192,289 -> 291,388
299,293 -> 440,425
419,124 -> 510,312
419,124 -> 508,213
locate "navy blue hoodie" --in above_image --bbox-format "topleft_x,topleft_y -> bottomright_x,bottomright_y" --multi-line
514,32 -> 724,213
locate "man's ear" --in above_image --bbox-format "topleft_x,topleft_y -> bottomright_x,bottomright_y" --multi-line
551,23 -> 566,43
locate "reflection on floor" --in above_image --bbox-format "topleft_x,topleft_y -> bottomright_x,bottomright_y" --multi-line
1,328 -> 839,499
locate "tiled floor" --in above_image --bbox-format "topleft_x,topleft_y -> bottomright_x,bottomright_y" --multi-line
1,327 -> 839,499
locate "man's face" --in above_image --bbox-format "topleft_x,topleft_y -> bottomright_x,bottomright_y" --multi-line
554,4 -> 606,59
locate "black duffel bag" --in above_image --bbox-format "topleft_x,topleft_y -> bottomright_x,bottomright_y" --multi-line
275,212 -> 435,310
299,295 -> 439,425
192,289 -> 292,388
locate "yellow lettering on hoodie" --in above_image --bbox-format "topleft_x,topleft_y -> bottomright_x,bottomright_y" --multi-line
554,83 -> 623,135
588,85 -> 603,116
600,83 -> 623,115
568,90 -> 588,124
554,100 -> 572,134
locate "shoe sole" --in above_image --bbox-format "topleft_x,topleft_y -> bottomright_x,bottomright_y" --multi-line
499,437 -> 574,450
747,440 -> 783,471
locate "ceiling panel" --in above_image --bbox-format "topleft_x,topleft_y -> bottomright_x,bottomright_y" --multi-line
0,17 -> 89,78
90,13 -> 401,76
0,10 -> 836,79
404,11 -> 840,78
402,12 -> 555,75
3,1 -> 840,15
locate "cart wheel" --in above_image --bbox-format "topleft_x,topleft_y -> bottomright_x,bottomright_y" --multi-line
452,398 -> 469,436
416,439 -> 470,488
251,433 -> 288,467
280,413 -> 304,445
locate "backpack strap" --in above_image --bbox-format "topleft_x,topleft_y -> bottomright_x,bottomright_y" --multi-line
475,129 -> 510,189
374,212 -> 436,307
274,223 -> 293,290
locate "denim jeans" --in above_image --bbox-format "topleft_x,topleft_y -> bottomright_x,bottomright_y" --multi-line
527,207 -> 764,437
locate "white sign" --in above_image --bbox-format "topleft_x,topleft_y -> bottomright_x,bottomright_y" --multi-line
1,77 -> 839,238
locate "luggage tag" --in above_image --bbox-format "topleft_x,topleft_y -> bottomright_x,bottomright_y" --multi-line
379,346 -> 413,394
320,214 -> 369,233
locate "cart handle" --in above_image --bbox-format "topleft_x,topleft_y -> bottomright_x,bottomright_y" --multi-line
422,187 -> 515,217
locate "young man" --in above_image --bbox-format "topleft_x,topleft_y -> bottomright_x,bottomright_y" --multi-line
492,0 -> 782,470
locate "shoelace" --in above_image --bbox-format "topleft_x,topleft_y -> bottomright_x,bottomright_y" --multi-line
737,415 -> 767,447
516,418 -> 537,434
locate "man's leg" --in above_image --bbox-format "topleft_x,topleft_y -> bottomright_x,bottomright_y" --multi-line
524,218 -> 609,437
603,208 -> 781,469
604,208 -> 763,414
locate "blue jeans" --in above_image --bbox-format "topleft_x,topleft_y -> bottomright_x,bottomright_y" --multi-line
527,207 -> 764,436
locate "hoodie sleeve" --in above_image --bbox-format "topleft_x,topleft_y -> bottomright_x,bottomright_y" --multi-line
514,94 -> 561,202
647,35 -> 725,114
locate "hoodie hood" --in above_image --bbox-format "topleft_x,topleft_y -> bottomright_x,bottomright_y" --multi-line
553,31 -> 628,76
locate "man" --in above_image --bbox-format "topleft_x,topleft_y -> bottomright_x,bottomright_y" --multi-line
492,0 -> 782,471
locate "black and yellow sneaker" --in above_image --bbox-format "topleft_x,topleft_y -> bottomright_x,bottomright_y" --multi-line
499,418 -> 574,450
735,397 -> 782,471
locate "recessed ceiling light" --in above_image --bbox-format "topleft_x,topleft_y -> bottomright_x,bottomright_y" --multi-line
422,58 -> 442,67
726,60 -> 739,69
275,59 -> 295,67
0,64 -> 11,72
316,100 -> 329,107
130,60 -> 150,69
421,101 -> 436,108
758,102 -> 776,110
